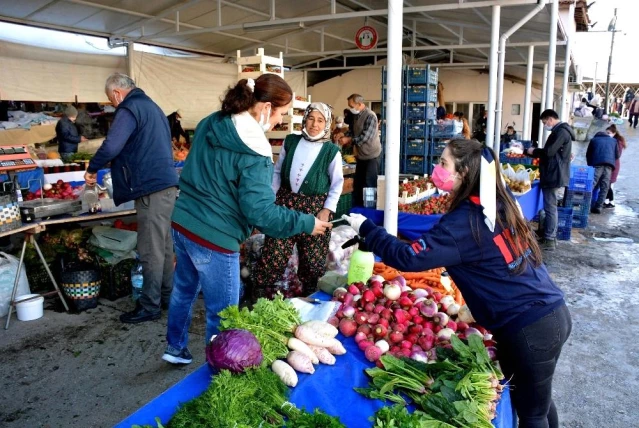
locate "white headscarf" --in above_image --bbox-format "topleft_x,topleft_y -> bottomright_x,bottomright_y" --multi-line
301,102 -> 333,143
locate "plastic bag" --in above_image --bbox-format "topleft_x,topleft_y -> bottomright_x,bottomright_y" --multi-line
326,226 -> 358,274
0,252 -> 31,318
88,226 -> 137,264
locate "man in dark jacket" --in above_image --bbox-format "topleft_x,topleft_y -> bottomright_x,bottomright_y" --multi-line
84,73 -> 179,324
587,130 -> 620,214
167,109 -> 190,145
56,106 -> 87,161
527,109 -> 574,251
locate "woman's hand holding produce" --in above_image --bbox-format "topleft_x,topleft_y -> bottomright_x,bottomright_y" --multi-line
312,218 -> 333,236
341,213 -> 367,234
317,208 -> 332,222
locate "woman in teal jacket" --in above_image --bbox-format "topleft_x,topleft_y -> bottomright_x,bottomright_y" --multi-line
163,74 -> 333,365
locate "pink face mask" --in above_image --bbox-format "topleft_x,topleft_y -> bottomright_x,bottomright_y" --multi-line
431,164 -> 458,192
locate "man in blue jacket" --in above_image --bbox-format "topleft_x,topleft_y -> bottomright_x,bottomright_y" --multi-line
587,130 -> 620,214
526,109 -> 574,251
56,106 -> 87,162
84,73 -> 179,323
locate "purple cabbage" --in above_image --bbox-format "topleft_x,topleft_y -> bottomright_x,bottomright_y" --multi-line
206,329 -> 263,373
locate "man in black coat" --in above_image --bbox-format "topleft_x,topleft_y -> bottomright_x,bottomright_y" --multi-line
587,130 -> 620,214
55,106 -> 87,161
526,109 -> 574,251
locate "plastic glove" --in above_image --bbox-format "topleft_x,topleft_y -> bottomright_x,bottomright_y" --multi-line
341,213 -> 368,234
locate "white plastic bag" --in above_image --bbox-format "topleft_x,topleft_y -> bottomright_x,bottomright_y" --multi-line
326,226 -> 358,274
0,252 -> 31,318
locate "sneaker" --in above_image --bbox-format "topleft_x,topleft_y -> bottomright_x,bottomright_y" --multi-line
162,345 -> 193,365
540,238 -> 556,251
590,207 -> 603,214
603,203 -> 615,209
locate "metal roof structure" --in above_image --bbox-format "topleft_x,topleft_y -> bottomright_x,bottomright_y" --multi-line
0,0 -> 586,84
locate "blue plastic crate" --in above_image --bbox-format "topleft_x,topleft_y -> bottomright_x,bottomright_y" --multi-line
405,105 -> 426,120
426,155 -> 439,175
405,157 -> 426,174
404,139 -> 429,156
427,91 -> 438,103
406,68 -> 428,85
499,153 -> 529,164
571,213 -> 589,229
428,69 -> 438,85
569,165 -> 595,192
556,207 -> 573,241
431,121 -> 457,138
426,106 -> 437,120
406,87 -> 429,102
564,190 -> 593,217
405,123 -> 429,139
430,140 -> 448,156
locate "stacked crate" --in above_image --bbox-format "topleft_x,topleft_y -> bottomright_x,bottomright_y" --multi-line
563,165 -> 595,230
381,66 -> 438,175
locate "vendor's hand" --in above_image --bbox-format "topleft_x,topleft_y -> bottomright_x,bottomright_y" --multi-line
317,208 -> 332,222
312,218 -> 333,236
81,136 -> 88,142
526,147 -> 535,156
340,136 -> 352,145
84,171 -> 97,187
341,213 -> 367,234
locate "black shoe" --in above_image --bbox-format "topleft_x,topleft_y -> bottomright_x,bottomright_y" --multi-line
540,238 -> 557,251
161,301 -> 170,311
603,203 -> 615,209
162,345 -> 193,365
120,304 -> 161,324
590,207 -> 602,214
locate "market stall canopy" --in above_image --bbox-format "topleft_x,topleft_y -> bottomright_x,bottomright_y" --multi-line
0,0 -> 587,85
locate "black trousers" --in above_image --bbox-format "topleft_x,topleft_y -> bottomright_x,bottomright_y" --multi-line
353,157 -> 379,207
494,304 -> 572,428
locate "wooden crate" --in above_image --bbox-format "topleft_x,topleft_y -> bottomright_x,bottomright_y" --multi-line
341,177 -> 354,195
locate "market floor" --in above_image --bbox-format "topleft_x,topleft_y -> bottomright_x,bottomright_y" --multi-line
2,129 -> 639,428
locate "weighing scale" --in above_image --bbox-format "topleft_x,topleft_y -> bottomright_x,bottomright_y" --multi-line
0,145 -> 37,172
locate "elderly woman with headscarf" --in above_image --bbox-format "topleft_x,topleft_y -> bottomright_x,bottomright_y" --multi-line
253,102 -> 344,296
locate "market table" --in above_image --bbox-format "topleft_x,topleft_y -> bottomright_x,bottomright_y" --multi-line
115,292 -> 516,428
351,181 -> 543,241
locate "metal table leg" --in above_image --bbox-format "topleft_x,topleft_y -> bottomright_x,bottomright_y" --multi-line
4,238 -> 28,330
31,234 -> 69,312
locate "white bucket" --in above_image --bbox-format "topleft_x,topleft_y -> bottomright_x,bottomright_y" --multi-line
14,294 -> 44,321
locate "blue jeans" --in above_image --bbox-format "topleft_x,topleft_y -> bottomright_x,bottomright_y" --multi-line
166,228 -> 240,350
542,187 -> 561,240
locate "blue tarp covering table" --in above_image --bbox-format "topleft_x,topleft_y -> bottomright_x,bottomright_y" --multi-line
351,182 -> 543,241
116,292 -> 516,428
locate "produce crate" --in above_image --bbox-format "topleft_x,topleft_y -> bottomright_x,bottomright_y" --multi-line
571,214 -> 589,229
406,87 -> 429,103
335,193 -> 352,218
405,105 -> 426,120
404,139 -> 429,156
406,68 -> 428,85
499,154 -> 529,164
99,258 -> 136,301
431,121 -> 457,138
405,123 -> 429,139
430,140 -> 448,156
563,190 -> 593,217
25,261 -> 56,293
405,157 -> 426,175
556,207 -> 573,241
341,177 -> 354,195
569,165 -> 595,192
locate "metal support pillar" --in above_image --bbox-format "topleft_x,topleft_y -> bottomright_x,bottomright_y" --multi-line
523,45 -> 534,140
560,3 -> 575,121
383,0 -> 403,236
545,0 -> 558,111
485,5 -> 500,151
539,63 -> 548,146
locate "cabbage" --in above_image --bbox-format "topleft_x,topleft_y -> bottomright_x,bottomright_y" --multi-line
206,329 -> 264,373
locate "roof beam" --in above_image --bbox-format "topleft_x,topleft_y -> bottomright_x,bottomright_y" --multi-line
110,0 -> 205,35
24,0 -> 63,19
298,60 -> 564,72
139,0 -> 539,39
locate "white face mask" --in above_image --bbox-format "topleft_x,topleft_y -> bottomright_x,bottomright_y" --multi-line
544,125 -> 553,131
349,107 -> 360,115
259,106 -> 272,132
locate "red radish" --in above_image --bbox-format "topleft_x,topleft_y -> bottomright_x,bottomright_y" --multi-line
384,299 -> 394,309
400,340 -> 413,349
383,282 -> 402,301
354,332 -> 367,343
377,318 -> 389,329
484,333 -> 493,341
407,306 -> 419,318
355,312 -> 368,325
411,344 -> 423,353
56,180 -> 64,186
364,302 -> 375,313
373,324 -> 388,338
339,318 -> 358,337
390,303 -> 400,311
381,309 -> 393,320
389,346 -> 401,354
373,304 -> 385,314
375,339 -> 390,354
432,291 -> 443,302
409,324 -> 423,335
408,293 -> 417,302
422,328 -> 435,339
391,322 -> 407,334
484,340 -> 497,347
486,346 -> 498,361
368,275 -> 385,284
327,316 -> 339,327
365,345 -> 382,362
377,297 -> 388,306
405,333 -> 418,344
354,282 -> 366,292
389,331 -> 404,344
347,284 -> 360,295
375,359 -> 385,368
433,325 -> 442,334
446,320 -> 458,331
439,295 -> 455,311
367,313 -> 380,325
342,305 -> 355,318
456,321 -> 469,331
398,296 -> 413,308
335,309 -> 344,318
412,315 -> 424,325
433,312 -> 449,327
371,285 -> 384,299
367,334 -> 375,342
418,336 -> 434,351
437,328 -> 455,341
357,324 -> 372,336
358,340 -> 374,352
362,290 -> 376,304
343,293 -> 354,307
393,309 -> 408,324
465,327 -> 483,338
473,324 -> 488,335
399,348 -> 412,358
457,333 -> 466,340
419,299 -> 438,318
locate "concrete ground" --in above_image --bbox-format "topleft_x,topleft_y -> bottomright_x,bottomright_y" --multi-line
1,127 -> 639,427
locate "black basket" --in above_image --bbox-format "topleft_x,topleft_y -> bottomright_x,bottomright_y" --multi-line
60,259 -> 101,312
99,258 -> 136,301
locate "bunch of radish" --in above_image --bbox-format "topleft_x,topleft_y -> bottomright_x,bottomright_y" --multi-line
271,320 -> 347,387
328,275 -> 496,366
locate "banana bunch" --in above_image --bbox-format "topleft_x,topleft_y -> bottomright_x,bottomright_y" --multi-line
529,169 -> 540,181
343,155 -> 357,164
